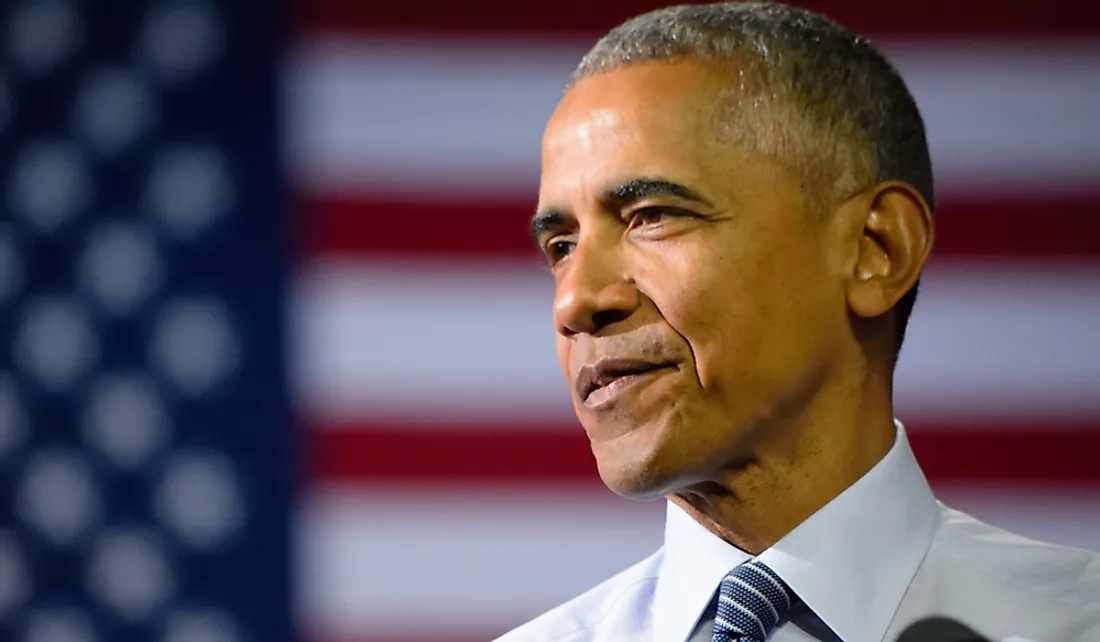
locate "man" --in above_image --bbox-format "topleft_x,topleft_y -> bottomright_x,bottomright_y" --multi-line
495,3 -> 1100,642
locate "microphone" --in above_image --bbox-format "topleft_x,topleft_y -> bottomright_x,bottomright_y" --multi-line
895,616 -> 995,642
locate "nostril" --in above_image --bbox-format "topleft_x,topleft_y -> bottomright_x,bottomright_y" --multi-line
592,308 -> 632,331
553,267 -> 639,336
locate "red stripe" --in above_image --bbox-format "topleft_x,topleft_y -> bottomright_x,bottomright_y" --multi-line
309,421 -> 1100,484
302,194 -> 1100,260
302,196 -> 541,261
300,0 -> 1100,37
311,422 -> 596,485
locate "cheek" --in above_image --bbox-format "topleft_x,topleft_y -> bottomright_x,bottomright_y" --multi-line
637,245 -> 748,375
651,236 -> 833,392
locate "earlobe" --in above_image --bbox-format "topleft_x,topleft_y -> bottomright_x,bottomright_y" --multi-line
846,183 -> 933,320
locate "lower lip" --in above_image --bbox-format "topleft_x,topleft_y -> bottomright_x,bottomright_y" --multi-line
582,367 -> 674,409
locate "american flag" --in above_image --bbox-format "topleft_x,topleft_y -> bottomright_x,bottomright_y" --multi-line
1,2 -> 289,642
288,2 -> 1100,642
3,2 -> 1100,642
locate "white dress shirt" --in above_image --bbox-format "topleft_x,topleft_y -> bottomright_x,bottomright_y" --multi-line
494,421 -> 1100,642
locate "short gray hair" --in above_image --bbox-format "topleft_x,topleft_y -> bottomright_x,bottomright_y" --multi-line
570,1 -> 933,351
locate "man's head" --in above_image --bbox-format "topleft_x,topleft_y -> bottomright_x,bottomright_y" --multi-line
534,2 -> 934,498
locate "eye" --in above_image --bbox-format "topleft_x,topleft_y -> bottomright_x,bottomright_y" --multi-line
628,206 -> 681,227
543,237 -> 575,264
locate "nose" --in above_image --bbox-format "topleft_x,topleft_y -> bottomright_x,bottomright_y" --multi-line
553,236 -> 640,337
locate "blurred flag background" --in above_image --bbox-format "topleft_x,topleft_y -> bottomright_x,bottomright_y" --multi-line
1,1 -> 1099,642
1,1 -> 291,642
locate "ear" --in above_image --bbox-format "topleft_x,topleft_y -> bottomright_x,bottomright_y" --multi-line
845,181 -> 934,320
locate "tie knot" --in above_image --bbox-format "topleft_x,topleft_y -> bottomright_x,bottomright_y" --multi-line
712,560 -> 794,642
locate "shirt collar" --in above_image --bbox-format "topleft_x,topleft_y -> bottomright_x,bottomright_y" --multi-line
653,419 -> 940,642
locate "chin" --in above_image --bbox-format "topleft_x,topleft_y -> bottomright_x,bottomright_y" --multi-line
590,429 -> 690,500
596,458 -> 689,500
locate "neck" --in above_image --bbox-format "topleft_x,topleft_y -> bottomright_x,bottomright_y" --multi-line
668,372 -> 896,555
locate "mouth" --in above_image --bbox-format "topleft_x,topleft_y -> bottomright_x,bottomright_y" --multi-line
575,357 -> 678,408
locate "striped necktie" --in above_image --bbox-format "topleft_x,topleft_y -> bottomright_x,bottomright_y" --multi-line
712,560 -> 794,642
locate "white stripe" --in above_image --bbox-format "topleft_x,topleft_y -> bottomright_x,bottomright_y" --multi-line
292,260 -> 1100,425
287,36 -> 1100,197
290,259 -> 569,425
714,616 -> 746,635
894,262 -> 1100,422
285,36 -> 583,199
725,576 -> 780,623
742,564 -> 792,610
298,486 -> 1100,637
726,600 -> 768,638
887,40 -> 1100,194
296,485 -> 664,638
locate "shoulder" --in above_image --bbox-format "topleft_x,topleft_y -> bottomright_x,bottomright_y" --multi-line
492,550 -> 662,642
931,504 -> 1100,610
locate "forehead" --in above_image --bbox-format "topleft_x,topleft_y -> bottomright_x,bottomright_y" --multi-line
538,60 -> 788,210
543,61 -> 723,171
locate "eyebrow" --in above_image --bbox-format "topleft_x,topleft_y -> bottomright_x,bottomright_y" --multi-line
529,208 -> 570,243
603,177 -> 713,208
530,177 -> 712,243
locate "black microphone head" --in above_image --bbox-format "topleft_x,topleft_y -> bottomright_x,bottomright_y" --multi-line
895,616 -> 995,642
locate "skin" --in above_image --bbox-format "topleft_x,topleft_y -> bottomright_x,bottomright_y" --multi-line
533,59 -> 933,555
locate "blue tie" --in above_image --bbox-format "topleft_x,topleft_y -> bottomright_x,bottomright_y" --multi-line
712,560 -> 795,642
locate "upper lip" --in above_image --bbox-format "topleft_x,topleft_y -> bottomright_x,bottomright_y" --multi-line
574,357 -> 676,402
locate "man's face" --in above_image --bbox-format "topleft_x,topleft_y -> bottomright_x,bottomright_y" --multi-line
535,60 -> 850,498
